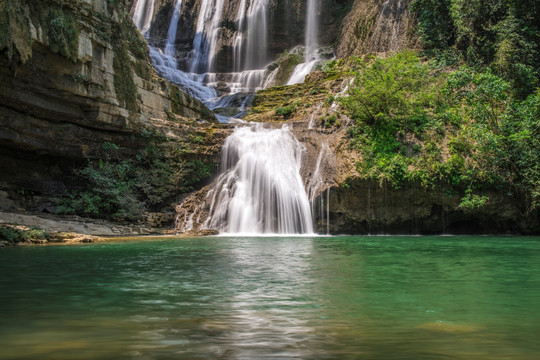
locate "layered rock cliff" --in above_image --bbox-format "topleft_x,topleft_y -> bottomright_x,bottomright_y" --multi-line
0,0 -> 226,220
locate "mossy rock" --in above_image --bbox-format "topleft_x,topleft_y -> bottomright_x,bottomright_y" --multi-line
46,8 -> 79,63
0,1 -> 32,64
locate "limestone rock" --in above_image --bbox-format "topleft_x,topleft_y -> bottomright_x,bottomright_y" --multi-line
0,0 -> 221,215
336,0 -> 419,58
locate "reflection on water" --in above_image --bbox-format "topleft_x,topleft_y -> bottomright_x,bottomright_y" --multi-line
1,236 -> 540,359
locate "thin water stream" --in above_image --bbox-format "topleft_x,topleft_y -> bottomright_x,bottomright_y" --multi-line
1,236 -> 539,359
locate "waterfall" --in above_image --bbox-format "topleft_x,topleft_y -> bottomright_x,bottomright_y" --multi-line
244,0 -> 269,70
233,0 -> 247,72
132,0 -> 155,35
203,124 -> 314,235
131,0 -> 216,99
305,0 -> 319,61
165,0 -> 184,55
189,0 -> 226,73
147,0 -> 217,101
287,0 -> 320,85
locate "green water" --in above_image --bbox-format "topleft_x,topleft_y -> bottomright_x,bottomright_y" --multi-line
1,236 -> 540,359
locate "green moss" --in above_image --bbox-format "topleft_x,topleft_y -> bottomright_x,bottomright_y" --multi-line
0,0 -> 32,64
113,45 -> 138,111
273,52 -> 302,86
169,85 -> 187,116
122,19 -> 150,61
275,103 -> 297,118
111,21 -> 138,112
134,60 -> 153,81
46,8 -> 79,63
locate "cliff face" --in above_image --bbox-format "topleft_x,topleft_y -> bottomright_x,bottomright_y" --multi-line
0,0 -> 224,217
318,180 -> 539,235
336,0 -> 418,57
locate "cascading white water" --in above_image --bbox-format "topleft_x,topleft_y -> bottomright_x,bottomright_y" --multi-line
145,0 -> 217,101
233,0 -> 247,72
189,0 -> 226,73
287,0 -> 320,85
165,0 -> 184,55
203,124 -> 314,235
132,0 -> 155,35
244,0 -> 268,70
305,0 -> 319,61
131,0 -> 276,104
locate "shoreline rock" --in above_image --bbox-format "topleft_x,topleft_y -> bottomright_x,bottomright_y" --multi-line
0,211 -> 175,245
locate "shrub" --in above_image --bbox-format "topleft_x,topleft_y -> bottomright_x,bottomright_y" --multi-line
46,9 -> 79,62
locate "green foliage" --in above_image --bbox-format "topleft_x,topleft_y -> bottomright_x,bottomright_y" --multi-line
0,0 -> 32,63
22,228 -> 50,242
0,226 -> 22,243
413,0 -> 539,98
46,9 -> 79,63
411,0 -> 455,50
341,52 -> 434,127
341,51 -> 540,212
0,225 -> 50,244
58,136 -> 215,221
459,188 -> 489,210
500,90 -> 540,211
323,114 -> 339,128
275,103 -> 297,118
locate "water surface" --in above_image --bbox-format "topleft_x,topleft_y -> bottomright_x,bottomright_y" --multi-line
1,236 -> 539,359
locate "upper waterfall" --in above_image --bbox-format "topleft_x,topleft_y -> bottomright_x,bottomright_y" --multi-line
131,0 -> 331,103
305,0 -> 319,61
132,0 -> 155,35
189,0 -> 225,73
244,0 -> 269,71
287,0 -> 321,85
165,0 -> 184,56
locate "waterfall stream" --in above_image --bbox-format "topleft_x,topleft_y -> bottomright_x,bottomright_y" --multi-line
203,124 -> 314,235
132,0 -> 329,235
287,0 -> 321,85
189,0 -> 225,73
132,0 -> 217,100
132,0 -> 155,35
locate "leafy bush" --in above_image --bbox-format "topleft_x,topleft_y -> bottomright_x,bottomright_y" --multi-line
412,0 -> 539,98
0,226 -> 50,243
341,51 -> 540,212
0,226 -> 22,243
275,103 -> 297,118
46,9 -> 79,62
57,139 -> 215,221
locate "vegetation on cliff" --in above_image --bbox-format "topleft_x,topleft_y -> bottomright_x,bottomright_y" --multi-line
338,52 -> 539,213
411,0 -> 539,98
56,127 -> 217,222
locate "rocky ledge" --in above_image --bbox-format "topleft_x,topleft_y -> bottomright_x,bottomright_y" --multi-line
0,223 -> 104,246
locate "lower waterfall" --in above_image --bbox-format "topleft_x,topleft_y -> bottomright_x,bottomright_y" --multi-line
200,124 -> 314,235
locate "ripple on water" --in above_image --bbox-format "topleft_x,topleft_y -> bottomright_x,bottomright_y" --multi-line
0,236 -> 540,359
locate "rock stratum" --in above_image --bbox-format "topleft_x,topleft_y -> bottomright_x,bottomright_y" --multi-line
0,0 -> 228,224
